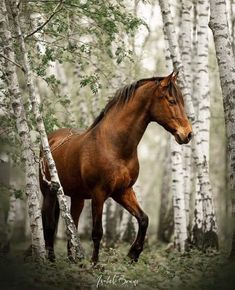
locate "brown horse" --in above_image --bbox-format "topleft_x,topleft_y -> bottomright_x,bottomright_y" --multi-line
40,71 -> 192,263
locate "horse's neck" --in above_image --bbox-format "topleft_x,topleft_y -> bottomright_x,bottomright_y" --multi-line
97,99 -> 150,158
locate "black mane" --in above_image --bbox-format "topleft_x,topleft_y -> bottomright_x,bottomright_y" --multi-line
88,77 -> 164,130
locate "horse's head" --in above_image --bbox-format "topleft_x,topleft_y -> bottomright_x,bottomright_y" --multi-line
149,71 -> 192,144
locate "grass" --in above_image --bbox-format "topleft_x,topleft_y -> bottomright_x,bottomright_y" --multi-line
0,240 -> 235,290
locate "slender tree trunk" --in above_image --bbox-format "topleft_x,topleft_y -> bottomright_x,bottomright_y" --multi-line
192,0 -> 217,248
9,1 -> 84,261
163,16 -> 188,251
159,0 -> 218,250
0,1 -> 45,259
179,0 -> 193,233
102,198 -> 118,247
209,0 -> 235,258
171,141 -> 188,252
163,21 -> 188,252
157,142 -> 174,243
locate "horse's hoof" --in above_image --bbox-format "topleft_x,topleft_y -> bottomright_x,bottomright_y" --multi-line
127,251 -> 139,263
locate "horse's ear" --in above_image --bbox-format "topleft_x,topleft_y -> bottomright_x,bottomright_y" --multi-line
172,71 -> 179,81
160,72 -> 174,87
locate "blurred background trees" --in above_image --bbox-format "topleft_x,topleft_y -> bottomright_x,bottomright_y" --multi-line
0,0 -> 233,260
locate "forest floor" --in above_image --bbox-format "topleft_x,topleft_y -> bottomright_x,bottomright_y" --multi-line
0,240 -> 235,290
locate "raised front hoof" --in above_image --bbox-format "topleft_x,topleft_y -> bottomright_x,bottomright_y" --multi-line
90,256 -> 104,270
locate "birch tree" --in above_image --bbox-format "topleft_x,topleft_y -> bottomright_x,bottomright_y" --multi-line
0,1 -> 45,259
159,0 -> 218,250
179,0 -> 193,232
209,0 -> 235,258
192,0 -> 215,248
9,1 -> 84,261
163,21 -> 188,252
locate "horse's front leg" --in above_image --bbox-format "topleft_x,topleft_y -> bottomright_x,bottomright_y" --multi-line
112,188 -> 149,262
91,193 -> 105,265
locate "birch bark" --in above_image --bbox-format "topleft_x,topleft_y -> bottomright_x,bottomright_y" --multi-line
209,0 -> 235,257
163,29 -> 188,252
9,1 -> 84,260
159,0 -> 218,249
192,0 -> 216,248
179,0 -> 193,231
102,198 -> 118,247
0,0 -> 45,259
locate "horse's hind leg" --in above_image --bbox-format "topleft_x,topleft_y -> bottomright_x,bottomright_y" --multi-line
41,191 -> 59,261
91,193 -> 105,264
67,196 -> 84,260
112,188 -> 149,262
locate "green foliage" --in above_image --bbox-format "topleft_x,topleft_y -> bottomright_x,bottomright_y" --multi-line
4,0 -> 148,169
43,106 -> 61,134
80,74 -> 101,94
26,0 -> 146,85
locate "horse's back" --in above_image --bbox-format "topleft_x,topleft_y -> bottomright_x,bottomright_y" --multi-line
47,128 -> 83,148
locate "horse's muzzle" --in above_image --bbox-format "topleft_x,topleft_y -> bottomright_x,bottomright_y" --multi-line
175,131 -> 193,144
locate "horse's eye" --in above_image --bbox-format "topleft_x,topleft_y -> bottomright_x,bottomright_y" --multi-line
169,99 -> 177,105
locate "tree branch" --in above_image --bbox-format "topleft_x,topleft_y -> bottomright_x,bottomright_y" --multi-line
0,53 -> 25,72
25,0 -> 64,39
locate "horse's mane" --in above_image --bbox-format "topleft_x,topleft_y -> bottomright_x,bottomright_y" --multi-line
88,76 -> 165,130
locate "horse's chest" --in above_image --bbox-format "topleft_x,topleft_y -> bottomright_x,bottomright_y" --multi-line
81,148 -> 139,194
103,159 -> 139,193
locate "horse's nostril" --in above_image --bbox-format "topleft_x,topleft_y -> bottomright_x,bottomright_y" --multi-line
188,132 -> 192,140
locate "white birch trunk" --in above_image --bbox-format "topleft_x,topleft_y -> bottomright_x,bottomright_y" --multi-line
192,0 -> 217,247
0,48 -> 8,117
163,19 -> 188,252
209,0 -> 235,256
159,0 -> 218,249
102,198 -> 117,246
102,200 -> 108,240
119,210 -> 130,241
179,0 -> 193,230
0,1 -> 45,259
78,93 -> 90,128
10,1 -> 84,260
171,141 -> 188,252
